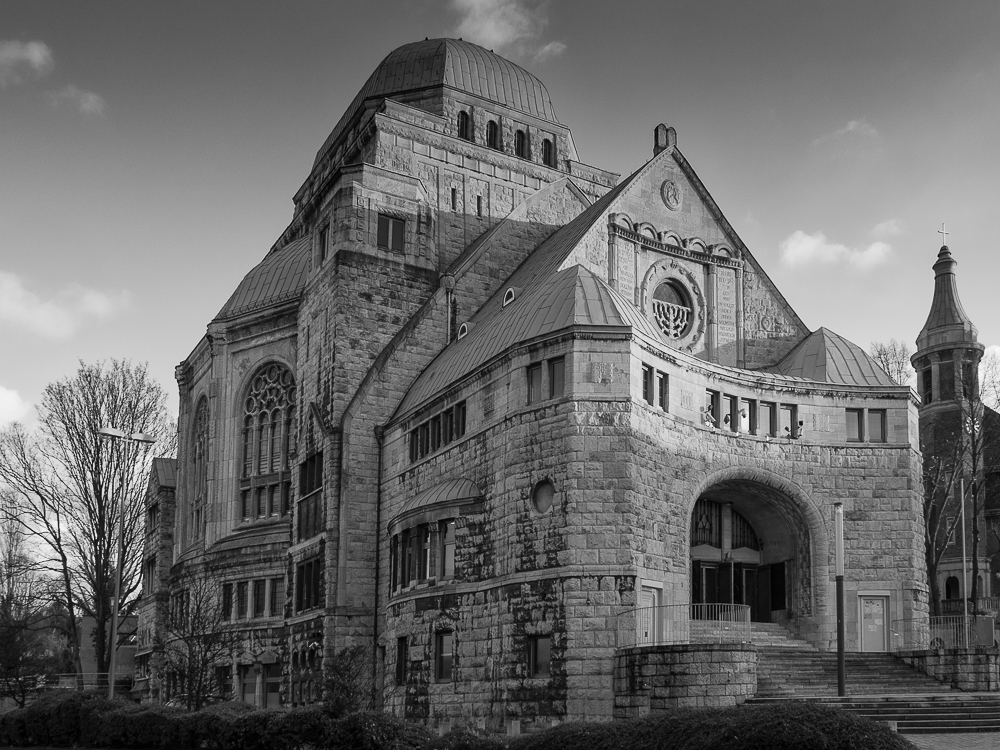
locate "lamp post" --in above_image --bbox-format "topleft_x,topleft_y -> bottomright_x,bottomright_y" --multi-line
98,426 -> 156,700
834,502 -> 845,697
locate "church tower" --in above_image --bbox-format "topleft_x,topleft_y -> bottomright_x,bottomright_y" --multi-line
912,241 -> 986,610
913,242 -> 984,410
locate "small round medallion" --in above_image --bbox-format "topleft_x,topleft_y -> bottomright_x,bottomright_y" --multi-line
661,180 -> 682,211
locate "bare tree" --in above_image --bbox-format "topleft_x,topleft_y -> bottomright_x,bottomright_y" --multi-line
158,575 -> 240,711
0,360 -> 175,683
0,505 -> 69,706
870,339 -> 915,386
922,351 -> 1000,615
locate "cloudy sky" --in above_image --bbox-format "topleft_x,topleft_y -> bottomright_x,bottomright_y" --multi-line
3,0 -> 999,425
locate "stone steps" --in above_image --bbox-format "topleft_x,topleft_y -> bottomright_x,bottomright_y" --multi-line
755,648 -> 951,697
750,695 -> 1000,734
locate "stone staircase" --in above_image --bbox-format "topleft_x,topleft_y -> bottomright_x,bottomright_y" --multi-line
753,622 -> 950,697
752,695 -> 1000,734
748,622 -> 1000,734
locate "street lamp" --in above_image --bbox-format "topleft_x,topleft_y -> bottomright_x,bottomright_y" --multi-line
98,426 -> 156,700
834,502 -> 845,697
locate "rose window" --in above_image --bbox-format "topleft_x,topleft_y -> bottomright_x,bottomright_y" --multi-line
652,281 -> 692,339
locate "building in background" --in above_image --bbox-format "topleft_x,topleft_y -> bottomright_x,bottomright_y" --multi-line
140,38 -> 927,729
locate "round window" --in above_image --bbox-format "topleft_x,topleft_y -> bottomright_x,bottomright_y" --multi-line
652,280 -> 693,339
531,479 -> 555,513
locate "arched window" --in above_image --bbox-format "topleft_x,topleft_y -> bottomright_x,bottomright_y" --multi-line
946,576 -> 960,600
457,110 -> 472,141
191,397 -> 209,541
486,120 -> 501,150
652,280 -> 693,339
542,138 -> 555,167
514,129 -> 528,158
240,363 -> 296,524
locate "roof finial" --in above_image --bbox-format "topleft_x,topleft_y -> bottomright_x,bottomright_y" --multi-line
938,222 -> 949,247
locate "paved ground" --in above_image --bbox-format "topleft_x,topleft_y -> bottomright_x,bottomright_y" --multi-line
906,734 -> 1000,749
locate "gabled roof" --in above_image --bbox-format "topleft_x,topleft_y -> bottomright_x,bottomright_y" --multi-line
152,457 -> 176,489
215,236 -> 310,320
769,327 -> 896,386
314,38 -> 559,168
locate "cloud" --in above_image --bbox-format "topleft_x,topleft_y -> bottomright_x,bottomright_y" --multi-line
0,40 -> 54,87
872,219 -> 903,238
452,0 -> 566,61
0,271 -> 129,338
45,84 -> 105,115
812,118 -> 880,148
0,385 -> 31,427
779,230 -> 891,271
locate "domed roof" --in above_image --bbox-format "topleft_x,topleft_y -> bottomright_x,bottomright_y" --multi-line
314,38 -> 559,167
215,235 -> 310,320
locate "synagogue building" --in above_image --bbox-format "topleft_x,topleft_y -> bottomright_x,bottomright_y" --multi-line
136,38 -> 928,730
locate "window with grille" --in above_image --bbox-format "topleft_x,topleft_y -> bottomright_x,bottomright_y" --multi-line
239,364 -> 295,527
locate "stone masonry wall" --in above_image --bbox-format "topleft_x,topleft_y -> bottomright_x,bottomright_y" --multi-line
897,648 -> 1000,692
613,644 -> 758,717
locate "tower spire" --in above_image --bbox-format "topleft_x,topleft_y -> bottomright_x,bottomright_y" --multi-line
914,238 -> 979,354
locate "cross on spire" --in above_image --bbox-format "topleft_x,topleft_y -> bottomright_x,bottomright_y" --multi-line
938,223 -> 949,246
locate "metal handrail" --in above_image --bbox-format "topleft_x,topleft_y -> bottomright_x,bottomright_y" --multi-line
618,603 -> 751,648
890,615 -> 994,651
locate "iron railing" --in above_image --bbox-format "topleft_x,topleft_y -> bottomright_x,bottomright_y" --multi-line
941,597 -> 1000,615
891,615 -> 995,651
618,603 -> 751,648
37,672 -> 134,692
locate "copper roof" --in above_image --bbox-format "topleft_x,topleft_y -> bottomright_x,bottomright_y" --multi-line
915,244 -> 979,352
215,236 -> 310,320
396,477 -> 483,519
314,38 -> 559,167
153,457 -> 176,488
397,172 -> 641,414
770,327 -> 896,386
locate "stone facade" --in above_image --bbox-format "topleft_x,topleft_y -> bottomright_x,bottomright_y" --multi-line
142,38 -> 929,733
613,644 -> 758,716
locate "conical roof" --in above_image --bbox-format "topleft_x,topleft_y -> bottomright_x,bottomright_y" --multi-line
915,244 -> 979,353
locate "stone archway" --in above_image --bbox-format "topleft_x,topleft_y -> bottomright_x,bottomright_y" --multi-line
686,468 -> 827,625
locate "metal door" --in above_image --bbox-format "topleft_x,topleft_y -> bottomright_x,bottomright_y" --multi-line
860,596 -> 888,652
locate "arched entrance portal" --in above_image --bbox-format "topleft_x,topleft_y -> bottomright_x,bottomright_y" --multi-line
690,478 -> 813,624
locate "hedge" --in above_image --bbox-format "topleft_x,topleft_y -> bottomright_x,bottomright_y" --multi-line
0,693 -> 915,750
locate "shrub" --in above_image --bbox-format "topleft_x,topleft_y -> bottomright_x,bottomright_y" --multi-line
424,725 -> 509,750
508,702 -> 915,750
323,711 -> 434,750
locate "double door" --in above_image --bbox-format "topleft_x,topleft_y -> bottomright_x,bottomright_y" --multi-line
692,559 -> 787,623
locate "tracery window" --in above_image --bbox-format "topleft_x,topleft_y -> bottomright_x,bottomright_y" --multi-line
191,397 -> 209,541
652,280 -> 693,339
240,363 -> 296,524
